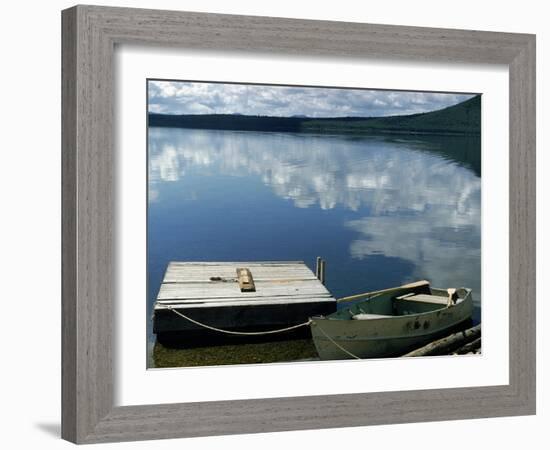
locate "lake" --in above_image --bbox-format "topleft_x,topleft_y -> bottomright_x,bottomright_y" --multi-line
147,127 -> 481,366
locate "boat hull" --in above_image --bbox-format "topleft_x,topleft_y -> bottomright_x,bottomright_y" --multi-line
311,289 -> 473,360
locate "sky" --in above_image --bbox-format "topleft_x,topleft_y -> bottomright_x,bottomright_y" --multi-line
148,80 -> 475,118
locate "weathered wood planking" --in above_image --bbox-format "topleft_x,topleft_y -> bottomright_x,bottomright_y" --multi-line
156,295 -> 334,306
163,262 -> 316,283
153,261 -> 337,336
157,280 -> 332,301
156,297 -> 336,309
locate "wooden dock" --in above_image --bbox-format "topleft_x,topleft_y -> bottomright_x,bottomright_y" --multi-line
153,261 -> 337,344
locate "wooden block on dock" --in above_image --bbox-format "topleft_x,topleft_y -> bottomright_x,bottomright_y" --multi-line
236,267 -> 255,292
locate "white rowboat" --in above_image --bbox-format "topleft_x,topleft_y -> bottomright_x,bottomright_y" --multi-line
310,281 -> 473,360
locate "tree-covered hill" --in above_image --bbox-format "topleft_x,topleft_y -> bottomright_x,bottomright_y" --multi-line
148,95 -> 481,136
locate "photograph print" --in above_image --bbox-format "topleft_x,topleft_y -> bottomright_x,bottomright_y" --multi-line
147,79 -> 481,368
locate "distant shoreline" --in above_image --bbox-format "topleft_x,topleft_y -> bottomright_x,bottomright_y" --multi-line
148,95 -> 481,136
148,124 -> 478,137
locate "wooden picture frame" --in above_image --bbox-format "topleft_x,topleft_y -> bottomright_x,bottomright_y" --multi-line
61,5 -> 536,443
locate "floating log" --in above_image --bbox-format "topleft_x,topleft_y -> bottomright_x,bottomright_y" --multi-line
453,337 -> 482,355
404,324 -> 481,357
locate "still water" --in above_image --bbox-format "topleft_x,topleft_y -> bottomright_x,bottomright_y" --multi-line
147,127 -> 481,363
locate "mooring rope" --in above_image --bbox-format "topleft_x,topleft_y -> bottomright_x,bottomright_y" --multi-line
164,306 -> 312,336
313,325 -> 362,360
164,306 -> 362,359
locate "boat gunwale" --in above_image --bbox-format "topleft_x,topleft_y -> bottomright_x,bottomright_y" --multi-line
313,287 -> 473,322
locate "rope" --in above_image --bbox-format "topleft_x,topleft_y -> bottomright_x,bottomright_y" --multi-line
164,306 -> 361,359
164,306 -> 312,336
314,324 -> 362,359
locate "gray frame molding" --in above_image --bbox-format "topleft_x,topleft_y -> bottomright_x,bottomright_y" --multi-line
62,5 -> 536,444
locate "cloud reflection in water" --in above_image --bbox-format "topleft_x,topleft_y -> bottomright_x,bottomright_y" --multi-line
149,127 -> 480,302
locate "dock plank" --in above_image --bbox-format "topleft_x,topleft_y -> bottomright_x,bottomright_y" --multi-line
157,279 -> 331,300
168,261 -> 305,265
156,293 -> 333,305
164,264 -> 315,283
155,296 -> 335,309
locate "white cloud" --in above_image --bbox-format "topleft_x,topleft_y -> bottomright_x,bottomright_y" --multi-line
148,80 -> 475,117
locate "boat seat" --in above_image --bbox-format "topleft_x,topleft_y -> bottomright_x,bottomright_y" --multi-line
352,313 -> 392,320
395,293 -> 449,305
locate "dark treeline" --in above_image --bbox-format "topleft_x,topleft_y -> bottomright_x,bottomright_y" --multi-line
149,114 -> 304,132
149,95 -> 481,136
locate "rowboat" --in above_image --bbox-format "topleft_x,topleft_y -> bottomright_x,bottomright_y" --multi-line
310,280 -> 473,360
